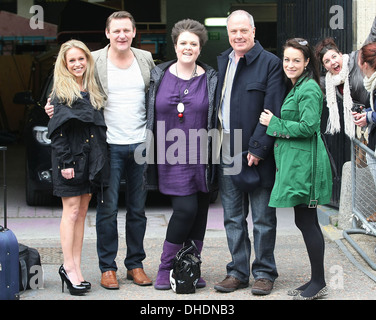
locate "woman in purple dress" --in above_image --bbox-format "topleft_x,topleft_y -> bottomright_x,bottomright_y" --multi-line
144,19 -> 217,290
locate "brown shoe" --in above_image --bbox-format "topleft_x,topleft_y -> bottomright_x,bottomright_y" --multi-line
127,268 -> 152,286
100,270 -> 119,290
214,275 -> 249,293
251,278 -> 273,295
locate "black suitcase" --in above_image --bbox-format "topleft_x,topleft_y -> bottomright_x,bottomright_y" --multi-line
0,146 -> 19,300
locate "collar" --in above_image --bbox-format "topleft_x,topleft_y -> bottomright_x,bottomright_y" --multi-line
228,50 -> 236,63
285,75 -> 309,97
219,40 -> 263,66
243,41 -> 263,65
294,75 -> 309,87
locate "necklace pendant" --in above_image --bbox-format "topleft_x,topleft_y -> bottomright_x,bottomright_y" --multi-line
184,89 -> 189,95
177,102 -> 185,113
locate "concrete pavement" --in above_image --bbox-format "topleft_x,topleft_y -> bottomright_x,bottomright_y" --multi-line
7,203 -> 376,302
2,144 -> 376,304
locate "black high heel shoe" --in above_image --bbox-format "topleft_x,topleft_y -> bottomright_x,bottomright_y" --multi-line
81,280 -> 91,290
58,265 -> 87,296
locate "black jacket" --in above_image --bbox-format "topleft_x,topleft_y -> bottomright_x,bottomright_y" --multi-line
143,60 -> 218,191
47,96 -> 109,196
215,41 -> 286,188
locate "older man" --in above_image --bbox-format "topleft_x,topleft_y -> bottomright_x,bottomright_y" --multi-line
214,10 -> 286,295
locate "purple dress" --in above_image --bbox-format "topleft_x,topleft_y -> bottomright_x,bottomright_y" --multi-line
155,69 -> 209,196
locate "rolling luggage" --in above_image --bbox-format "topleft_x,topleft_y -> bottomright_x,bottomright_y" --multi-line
0,146 -> 19,300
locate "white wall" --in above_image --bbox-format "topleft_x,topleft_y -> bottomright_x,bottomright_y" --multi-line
353,0 -> 376,49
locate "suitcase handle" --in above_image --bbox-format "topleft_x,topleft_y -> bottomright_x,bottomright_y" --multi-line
0,146 -> 7,229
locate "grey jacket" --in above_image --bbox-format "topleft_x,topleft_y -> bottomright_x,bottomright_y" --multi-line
349,16 -> 376,104
91,44 -> 155,107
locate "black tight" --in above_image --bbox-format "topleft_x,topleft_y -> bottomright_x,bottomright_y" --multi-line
294,205 -> 326,297
166,192 -> 210,244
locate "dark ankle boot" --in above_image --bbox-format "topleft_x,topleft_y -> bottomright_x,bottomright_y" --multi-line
193,240 -> 206,288
154,240 -> 183,290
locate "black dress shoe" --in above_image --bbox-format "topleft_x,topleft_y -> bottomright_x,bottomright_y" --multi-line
81,280 -> 91,290
58,265 -> 87,296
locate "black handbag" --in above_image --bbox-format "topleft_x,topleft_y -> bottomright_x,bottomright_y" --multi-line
19,243 -> 42,291
170,240 -> 201,294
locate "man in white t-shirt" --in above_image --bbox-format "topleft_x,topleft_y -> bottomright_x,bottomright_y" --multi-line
46,11 -> 155,289
92,11 -> 155,290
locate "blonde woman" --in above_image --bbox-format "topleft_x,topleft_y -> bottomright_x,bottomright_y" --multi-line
47,40 -> 109,295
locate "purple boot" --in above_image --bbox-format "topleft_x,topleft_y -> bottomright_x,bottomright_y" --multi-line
193,240 -> 206,288
154,240 -> 183,290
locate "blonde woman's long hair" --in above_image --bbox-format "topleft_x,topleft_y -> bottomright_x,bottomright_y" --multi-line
51,39 -> 104,109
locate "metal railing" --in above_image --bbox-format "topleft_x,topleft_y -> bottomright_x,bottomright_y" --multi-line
343,136 -> 376,270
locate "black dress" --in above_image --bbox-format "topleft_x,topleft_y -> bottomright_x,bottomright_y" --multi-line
321,87 -> 351,207
47,93 -> 109,198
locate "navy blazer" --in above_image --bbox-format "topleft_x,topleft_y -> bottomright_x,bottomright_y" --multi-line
215,41 -> 286,188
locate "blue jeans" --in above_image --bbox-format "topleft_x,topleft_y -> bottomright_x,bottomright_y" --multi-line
219,161 -> 278,283
96,143 -> 147,272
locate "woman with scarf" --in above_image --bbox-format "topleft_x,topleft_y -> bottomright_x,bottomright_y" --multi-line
315,17 -> 376,204
353,42 -> 376,222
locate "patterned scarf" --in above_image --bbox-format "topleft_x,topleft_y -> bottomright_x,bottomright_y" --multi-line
324,54 -> 355,139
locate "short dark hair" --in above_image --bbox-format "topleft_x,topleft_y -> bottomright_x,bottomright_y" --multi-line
106,11 -> 136,31
171,19 -> 208,48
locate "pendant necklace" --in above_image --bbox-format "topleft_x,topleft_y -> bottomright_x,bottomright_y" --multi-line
176,63 -> 198,122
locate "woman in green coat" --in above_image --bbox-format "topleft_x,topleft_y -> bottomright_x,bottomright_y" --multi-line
259,38 -> 332,300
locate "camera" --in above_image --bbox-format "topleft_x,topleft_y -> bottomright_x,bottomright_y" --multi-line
351,103 -> 365,113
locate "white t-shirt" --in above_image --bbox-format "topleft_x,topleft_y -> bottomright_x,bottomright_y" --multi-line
105,58 -> 146,144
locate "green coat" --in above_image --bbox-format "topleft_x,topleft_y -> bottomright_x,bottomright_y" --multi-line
266,77 -> 332,208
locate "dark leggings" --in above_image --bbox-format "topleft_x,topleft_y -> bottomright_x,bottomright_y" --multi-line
166,192 -> 210,244
294,205 -> 326,297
